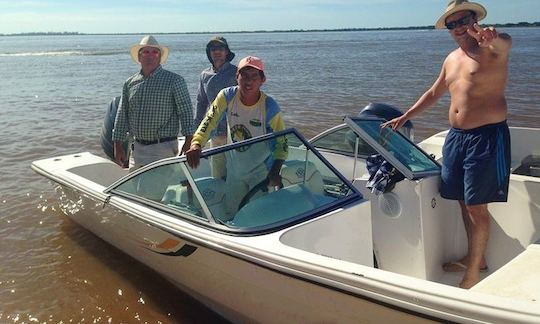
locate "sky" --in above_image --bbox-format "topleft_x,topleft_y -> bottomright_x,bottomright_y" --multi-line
1,0 -> 539,34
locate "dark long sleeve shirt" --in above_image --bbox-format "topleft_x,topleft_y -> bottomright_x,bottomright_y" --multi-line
195,62 -> 237,137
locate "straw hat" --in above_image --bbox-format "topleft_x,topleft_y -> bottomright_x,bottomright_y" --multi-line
435,0 -> 487,29
130,35 -> 169,64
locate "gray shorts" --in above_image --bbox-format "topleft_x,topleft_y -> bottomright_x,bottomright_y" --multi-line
129,140 -> 179,171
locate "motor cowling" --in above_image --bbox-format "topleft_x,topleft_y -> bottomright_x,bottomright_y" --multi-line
100,96 -> 129,161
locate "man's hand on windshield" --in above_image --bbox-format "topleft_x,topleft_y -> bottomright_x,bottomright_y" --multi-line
186,144 -> 202,168
381,115 -> 408,131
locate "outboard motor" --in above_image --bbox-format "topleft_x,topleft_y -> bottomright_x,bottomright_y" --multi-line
353,103 -> 412,193
358,102 -> 414,141
100,96 -> 129,161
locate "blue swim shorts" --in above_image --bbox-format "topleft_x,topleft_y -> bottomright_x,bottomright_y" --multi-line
440,121 -> 511,205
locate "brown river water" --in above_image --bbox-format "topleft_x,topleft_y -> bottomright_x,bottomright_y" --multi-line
0,29 -> 539,322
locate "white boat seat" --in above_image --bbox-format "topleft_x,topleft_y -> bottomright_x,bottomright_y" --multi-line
162,177 -> 227,221
472,244 -> 540,302
280,160 -> 325,195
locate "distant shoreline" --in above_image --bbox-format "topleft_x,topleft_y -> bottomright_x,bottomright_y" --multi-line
2,22 -> 539,37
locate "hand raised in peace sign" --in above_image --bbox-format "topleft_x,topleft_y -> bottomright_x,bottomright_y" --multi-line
467,23 -> 499,47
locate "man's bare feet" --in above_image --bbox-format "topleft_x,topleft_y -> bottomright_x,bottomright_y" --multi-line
442,256 -> 488,272
459,272 -> 481,289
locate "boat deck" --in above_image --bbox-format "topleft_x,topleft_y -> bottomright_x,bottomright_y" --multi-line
438,269 -> 492,287
472,243 -> 540,303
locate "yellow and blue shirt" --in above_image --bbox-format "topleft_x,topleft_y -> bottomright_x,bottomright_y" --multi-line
192,86 -> 287,163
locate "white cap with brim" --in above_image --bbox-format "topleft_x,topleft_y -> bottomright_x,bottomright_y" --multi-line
130,35 -> 169,64
435,0 -> 487,29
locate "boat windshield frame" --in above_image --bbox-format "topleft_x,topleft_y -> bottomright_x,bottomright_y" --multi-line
345,117 -> 441,180
104,128 -> 363,235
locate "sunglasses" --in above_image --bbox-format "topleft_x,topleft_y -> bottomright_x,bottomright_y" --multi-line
445,14 -> 474,30
140,48 -> 160,56
209,45 -> 226,51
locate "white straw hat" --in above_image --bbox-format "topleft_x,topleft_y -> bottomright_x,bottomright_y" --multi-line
130,35 -> 169,64
435,0 -> 487,29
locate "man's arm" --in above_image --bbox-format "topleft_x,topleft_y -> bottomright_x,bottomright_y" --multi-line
382,61 -> 448,131
112,86 -> 130,167
268,159 -> 285,188
113,142 -> 128,168
265,98 -> 287,187
186,90 -> 229,168
173,76 -> 196,139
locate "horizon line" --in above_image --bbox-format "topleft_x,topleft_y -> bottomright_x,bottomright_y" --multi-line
2,21 -> 539,37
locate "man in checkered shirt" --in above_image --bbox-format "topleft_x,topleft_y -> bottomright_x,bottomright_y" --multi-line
113,35 -> 195,171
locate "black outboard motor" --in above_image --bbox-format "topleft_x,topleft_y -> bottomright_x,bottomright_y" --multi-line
100,96 -> 129,161
358,102 -> 414,141
356,103 -> 412,194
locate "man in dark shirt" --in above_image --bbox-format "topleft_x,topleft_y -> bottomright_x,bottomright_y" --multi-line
194,37 -> 237,178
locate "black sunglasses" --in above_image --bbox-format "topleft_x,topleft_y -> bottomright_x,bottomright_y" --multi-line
209,45 -> 226,51
445,14 -> 474,30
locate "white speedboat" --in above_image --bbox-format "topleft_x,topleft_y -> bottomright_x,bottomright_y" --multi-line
32,107 -> 540,323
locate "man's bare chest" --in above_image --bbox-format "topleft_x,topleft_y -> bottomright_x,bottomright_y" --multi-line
445,54 -> 501,86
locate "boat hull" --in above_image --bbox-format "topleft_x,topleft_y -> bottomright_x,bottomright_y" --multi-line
57,184 -> 439,323
32,124 -> 540,323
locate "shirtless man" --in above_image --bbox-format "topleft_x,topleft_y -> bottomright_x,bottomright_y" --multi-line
382,0 -> 512,289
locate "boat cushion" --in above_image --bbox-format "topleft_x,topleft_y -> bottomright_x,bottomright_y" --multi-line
230,184 -> 334,228
162,177 -> 227,220
280,160 -> 325,195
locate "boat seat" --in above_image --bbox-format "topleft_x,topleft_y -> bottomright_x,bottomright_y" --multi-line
512,155 -> 540,177
230,184 -> 335,228
162,177 -> 227,221
281,160 -> 325,195
472,244 -> 540,302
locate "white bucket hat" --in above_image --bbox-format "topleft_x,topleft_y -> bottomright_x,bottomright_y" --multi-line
435,0 -> 487,29
130,35 -> 169,64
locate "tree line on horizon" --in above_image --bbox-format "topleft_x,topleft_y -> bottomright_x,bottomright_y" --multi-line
1,22 -> 539,36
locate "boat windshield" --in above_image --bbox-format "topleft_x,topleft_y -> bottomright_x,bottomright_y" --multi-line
109,129 -> 361,233
345,117 -> 440,179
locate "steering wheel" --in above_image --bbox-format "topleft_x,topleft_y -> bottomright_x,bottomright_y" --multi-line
237,178 -> 270,210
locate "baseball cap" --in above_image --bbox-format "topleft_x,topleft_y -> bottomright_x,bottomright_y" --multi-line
238,56 -> 264,72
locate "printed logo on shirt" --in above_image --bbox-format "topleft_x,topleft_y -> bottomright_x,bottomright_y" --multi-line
249,119 -> 262,127
281,137 -> 288,152
231,124 -> 252,152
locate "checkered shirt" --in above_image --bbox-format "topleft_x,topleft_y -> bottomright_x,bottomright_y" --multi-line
112,66 -> 195,142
